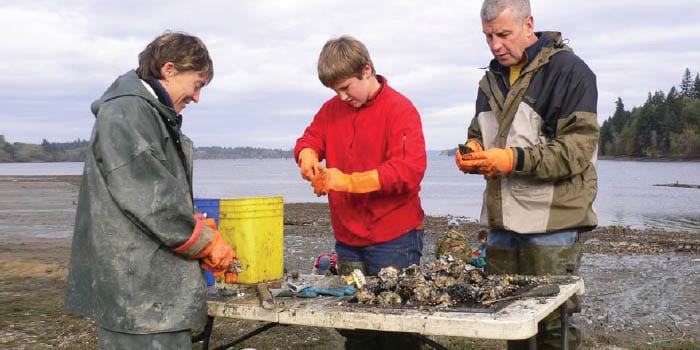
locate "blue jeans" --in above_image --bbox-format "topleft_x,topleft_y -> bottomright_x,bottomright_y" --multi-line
487,229 -> 580,248
335,229 -> 424,276
335,229 -> 425,350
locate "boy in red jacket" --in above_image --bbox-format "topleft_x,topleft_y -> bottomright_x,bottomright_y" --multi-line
294,35 -> 427,350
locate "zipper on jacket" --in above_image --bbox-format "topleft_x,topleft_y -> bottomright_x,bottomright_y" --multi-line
486,72 -> 504,111
402,133 -> 406,159
349,110 -> 358,149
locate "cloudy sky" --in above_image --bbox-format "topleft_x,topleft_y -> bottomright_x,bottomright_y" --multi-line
1,0 -> 699,151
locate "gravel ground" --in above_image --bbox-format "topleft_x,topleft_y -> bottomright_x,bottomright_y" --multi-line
0,175 -> 698,349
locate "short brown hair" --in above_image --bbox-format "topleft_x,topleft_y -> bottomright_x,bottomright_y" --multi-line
478,229 -> 488,241
317,35 -> 375,87
137,31 -> 214,83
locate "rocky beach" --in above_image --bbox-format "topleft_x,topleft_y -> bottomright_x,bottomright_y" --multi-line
0,175 -> 698,349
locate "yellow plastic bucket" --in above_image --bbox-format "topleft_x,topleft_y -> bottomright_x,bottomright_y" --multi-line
218,196 -> 284,284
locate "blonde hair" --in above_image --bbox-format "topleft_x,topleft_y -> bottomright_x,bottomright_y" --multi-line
317,35 -> 375,87
137,31 -> 213,83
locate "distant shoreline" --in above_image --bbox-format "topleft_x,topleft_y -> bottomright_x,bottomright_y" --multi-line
597,155 -> 700,162
653,182 -> 700,189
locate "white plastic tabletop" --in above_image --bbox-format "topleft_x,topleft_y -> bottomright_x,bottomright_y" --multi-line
207,276 -> 584,340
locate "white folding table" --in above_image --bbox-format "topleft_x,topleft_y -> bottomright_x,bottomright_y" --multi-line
201,276 -> 584,349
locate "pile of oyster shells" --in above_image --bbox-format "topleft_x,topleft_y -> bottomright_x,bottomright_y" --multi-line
353,257 -> 551,308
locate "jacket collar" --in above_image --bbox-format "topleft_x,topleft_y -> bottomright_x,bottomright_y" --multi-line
362,75 -> 386,108
143,77 -> 183,129
489,31 -> 552,75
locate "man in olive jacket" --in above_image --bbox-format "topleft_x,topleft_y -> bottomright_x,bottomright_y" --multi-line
65,32 -> 234,349
456,1 -> 598,349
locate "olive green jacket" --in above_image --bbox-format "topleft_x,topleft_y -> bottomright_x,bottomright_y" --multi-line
467,32 -> 599,233
65,71 -> 210,333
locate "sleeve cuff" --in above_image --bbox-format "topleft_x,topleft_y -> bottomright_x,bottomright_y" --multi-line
172,214 -> 214,257
514,147 -> 525,172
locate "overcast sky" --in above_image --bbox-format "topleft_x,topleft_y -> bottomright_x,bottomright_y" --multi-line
1,1 -> 699,151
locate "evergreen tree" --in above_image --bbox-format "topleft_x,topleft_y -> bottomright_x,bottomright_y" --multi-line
632,92 -> 665,157
610,97 -> 631,132
41,139 -> 59,161
599,121 -> 613,156
680,68 -> 694,97
599,97 -> 632,156
665,86 -> 684,133
2,142 -> 16,162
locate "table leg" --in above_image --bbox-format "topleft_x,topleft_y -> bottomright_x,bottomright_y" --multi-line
560,301 -> 569,350
191,315 -> 215,349
414,334 -> 449,350
212,322 -> 279,350
528,336 -> 537,349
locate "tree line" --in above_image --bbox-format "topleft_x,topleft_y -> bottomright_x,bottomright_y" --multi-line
0,135 -> 292,162
193,146 -> 292,159
599,68 -> 700,159
0,137 -> 90,162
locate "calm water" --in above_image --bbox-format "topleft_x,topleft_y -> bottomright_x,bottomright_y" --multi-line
1,157 -> 698,231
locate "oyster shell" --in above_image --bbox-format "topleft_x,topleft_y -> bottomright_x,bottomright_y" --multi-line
431,274 -> 457,289
411,284 -> 432,304
432,292 -> 453,307
351,257 -> 553,308
355,287 -> 376,304
377,266 -> 399,290
377,291 -> 402,306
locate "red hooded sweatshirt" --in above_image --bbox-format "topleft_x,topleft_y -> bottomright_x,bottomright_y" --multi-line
294,76 -> 426,246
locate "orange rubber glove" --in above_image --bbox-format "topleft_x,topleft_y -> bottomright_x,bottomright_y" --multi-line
201,260 -> 228,278
465,140 -> 484,153
455,150 -> 472,173
191,217 -> 236,274
225,271 -> 238,283
201,257 -> 240,279
311,168 -> 380,196
455,140 -> 485,173
460,147 -> 515,178
298,148 -> 322,181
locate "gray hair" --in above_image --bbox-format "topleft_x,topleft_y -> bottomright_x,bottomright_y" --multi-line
481,0 -> 531,23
